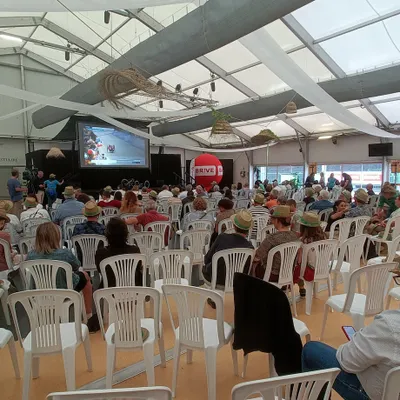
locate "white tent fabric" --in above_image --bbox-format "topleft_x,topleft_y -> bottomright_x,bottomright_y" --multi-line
240,29 -> 396,139
0,0 -> 189,12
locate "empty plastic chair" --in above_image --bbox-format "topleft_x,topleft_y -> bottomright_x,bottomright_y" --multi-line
102,207 -> 119,216
0,328 -> 20,379
382,366 -> 400,400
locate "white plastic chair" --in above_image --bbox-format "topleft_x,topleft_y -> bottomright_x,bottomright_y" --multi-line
352,216 -> 370,236
263,242 -> 302,316
168,204 -> 183,230
320,221 -> 328,232
180,230 -> 211,266
331,235 -> 367,292
0,328 -> 20,379
382,366 -> 400,400
183,202 -> 193,215
71,234 -> 107,274
99,215 -> 113,226
369,195 -> 379,208
102,207 -> 119,216
300,239 -> 338,315
64,224 -> 77,248
0,281 -> 11,325
162,284 -> 238,400
368,215 -> 400,255
207,198 -> 217,211
22,217 -> 49,236
47,386 -> 172,400
62,216 -> 87,239
157,200 -> 169,213
8,289 -> 92,400
260,225 -> 277,242
128,232 -> 163,266
94,287 -> 165,388
329,218 -> 352,244
296,201 -> 306,212
145,221 -> 171,249
120,213 -> 139,221
254,214 -> 270,244
19,236 -> 36,257
232,368 -> 340,400
236,199 -> 250,209
318,208 -> 333,222
99,254 -> 147,287
321,262 -> 396,338
217,218 -> 233,234
186,220 -> 213,231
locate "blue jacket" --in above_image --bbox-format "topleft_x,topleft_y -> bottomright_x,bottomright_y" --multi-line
309,199 -> 333,212
53,198 -> 84,224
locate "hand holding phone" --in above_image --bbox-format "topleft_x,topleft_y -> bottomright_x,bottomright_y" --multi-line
342,326 -> 356,341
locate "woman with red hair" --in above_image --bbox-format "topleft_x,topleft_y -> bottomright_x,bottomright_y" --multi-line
120,191 -> 142,214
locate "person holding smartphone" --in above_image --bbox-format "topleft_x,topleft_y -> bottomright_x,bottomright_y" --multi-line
302,309 -> 400,400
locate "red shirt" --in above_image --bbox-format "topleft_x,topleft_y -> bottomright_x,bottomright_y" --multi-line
98,199 -> 121,209
136,210 -> 169,244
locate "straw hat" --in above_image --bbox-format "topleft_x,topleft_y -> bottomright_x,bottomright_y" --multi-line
49,173 -> 56,179
24,197 -> 38,208
149,190 -> 158,199
172,187 -> 180,196
300,212 -> 320,228
253,193 -> 265,205
305,188 -> 314,197
230,210 -> 253,231
341,190 -> 352,202
83,200 -> 102,217
104,185 -> 113,193
62,186 -> 75,197
0,210 -> 10,223
0,200 -> 13,213
354,189 -> 369,203
271,205 -> 291,218
383,185 -> 396,195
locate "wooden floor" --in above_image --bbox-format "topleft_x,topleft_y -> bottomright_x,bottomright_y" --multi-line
0,282 -> 386,400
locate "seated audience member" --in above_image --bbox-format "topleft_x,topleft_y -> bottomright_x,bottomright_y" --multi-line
76,193 -> 91,204
132,185 -> 139,196
95,217 -> 142,287
366,183 -> 375,196
73,201 -> 105,236
203,210 -> 254,306
215,198 -> 235,233
209,185 -> 223,202
20,196 -> 50,222
181,197 -> 214,231
248,194 -> 270,240
265,188 -> 280,209
0,210 -> 20,270
287,199 -> 301,234
312,184 -> 322,198
272,180 -> 278,188
195,185 -> 208,198
264,184 -> 272,196
98,186 -> 121,209
53,186 -> 85,225
179,184 -> 192,200
345,189 -> 372,218
277,196 -> 287,206
251,205 -> 298,280
302,309 -> 400,400
294,212 -> 326,297
326,200 -> 349,231
378,184 -> 397,217
339,189 -> 352,204
120,191 -> 142,214
0,200 -> 22,244
303,188 -> 316,206
114,191 -> 122,202
182,190 -> 195,214
224,188 -> 234,201
309,190 -> 333,212
26,222 -> 92,315
148,190 -> 158,202
231,184 -> 238,198
168,187 -> 182,205
158,185 -> 173,200
238,182 -> 251,199
74,187 -> 82,198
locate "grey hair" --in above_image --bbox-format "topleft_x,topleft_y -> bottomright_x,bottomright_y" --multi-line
213,185 -> 220,192
319,190 -> 330,200
185,184 -> 193,192
145,200 -> 157,211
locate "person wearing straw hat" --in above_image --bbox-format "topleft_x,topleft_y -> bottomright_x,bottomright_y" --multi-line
252,205 -> 298,281
0,200 -> 22,243
168,187 -> 182,205
53,186 -> 85,225
44,173 -> 63,210
203,210 -> 254,305
303,187 -> 315,206
20,196 -> 50,222
378,184 -> 398,218
248,193 -> 269,239
72,201 -> 105,237
344,189 -> 372,219
98,185 -> 121,209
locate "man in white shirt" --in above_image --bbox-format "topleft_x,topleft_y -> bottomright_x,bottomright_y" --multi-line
179,184 -> 192,200
158,184 -> 173,200
302,309 -> 400,400
20,197 -> 50,222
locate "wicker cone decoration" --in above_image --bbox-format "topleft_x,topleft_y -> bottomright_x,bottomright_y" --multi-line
286,101 -> 297,114
251,129 -> 279,145
211,119 -> 233,135
46,147 -> 65,159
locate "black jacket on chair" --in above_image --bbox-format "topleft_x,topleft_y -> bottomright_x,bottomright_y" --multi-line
233,272 -> 303,376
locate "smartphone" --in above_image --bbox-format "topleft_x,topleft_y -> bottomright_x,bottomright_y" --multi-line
342,326 -> 356,341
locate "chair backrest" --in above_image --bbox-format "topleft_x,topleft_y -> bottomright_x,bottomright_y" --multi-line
231,368 -> 340,400
180,230 -> 211,263
387,235 -> 400,262
102,207 -> 119,216
301,239 -> 338,281
8,289 -> 82,354
145,221 -> 171,239
157,199 -> 169,213
128,232 -> 163,262
120,213 -> 139,221
351,216 -> 370,236
20,259 -> 73,290
98,215 -> 113,226
94,287 -> 160,348
319,208 -> 333,222
99,254 -> 147,288
369,195 -> 379,208
19,236 -> 36,257
236,199 -> 250,209
64,223 -> 76,243
382,215 -> 400,241
207,198 -> 217,211
22,217 -> 49,236
211,248 -> 254,292
218,218 -> 233,234
335,235 -> 367,273
344,262 -> 396,316
329,218 -> 352,244
71,234 -> 108,272
183,202 -> 193,215
382,366 -> 400,400
186,220 -> 213,231
264,242 -> 302,285
260,225 -> 277,242
47,387 -> 172,400
149,250 -> 194,284
162,284 -> 225,349
63,215 -> 87,227
254,214 -> 271,241
168,203 -> 183,222
320,221 -> 328,232
0,237 -> 14,270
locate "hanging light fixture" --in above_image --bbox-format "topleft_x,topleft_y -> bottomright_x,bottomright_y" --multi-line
159,100 -> 164,109
64,43 -> 71,61
193,88 -> 199,96
104,11 -> 111,24
285,101 -> 297,114
175,84 -> 182,93
210,73 -> 216,92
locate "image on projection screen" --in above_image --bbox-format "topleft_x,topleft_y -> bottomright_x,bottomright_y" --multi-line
78,122 -> 149,168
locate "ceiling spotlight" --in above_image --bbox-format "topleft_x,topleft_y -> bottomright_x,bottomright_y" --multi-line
285,101 -> 297,114
210,81 -> 216,92
193,88 -> 199,96
158,100 -> 164,109
317,135 -> 333,140
104,11 -> 111,24
64,43 -> 71,61
157,80 -> 163,87
175,84 -> 182,93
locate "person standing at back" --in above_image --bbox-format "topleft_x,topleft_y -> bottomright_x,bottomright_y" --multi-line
44,173 -> 63,210
7,168 -> 28,218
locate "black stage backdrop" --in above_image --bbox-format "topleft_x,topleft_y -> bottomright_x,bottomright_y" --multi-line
185,158 -> 233,188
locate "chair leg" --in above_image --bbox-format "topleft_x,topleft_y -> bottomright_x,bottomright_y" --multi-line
357,278 -> 362,293
332,272 -> 338,291
386,295 -> 392,310
143,341 -> 155,386
204,347 -> 218,400
305,333 -> 311,343
242,354 -> 248,379
1,289 -> 10,325
230,337 -> 238,376
320,304 -> 330,341
83,333 -> 93,372
290,284 -> 297,317
22,352 -> 32,400
352,314 -> 365,331
304,281 -> 313,316
341,272 -> 350,293
106,344 -> 116,389
32,357 -> 39,379
268,353 -> 277,377
158,330 -> 166,368
8,336 -> 20,379
172,341 -> 181,398
62,348 -> 76,391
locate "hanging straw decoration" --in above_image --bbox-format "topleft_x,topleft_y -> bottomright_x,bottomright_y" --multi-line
251,129 -> 279,145
46,147 -> 65,159
211,109 -> 233,135
286,101 -> 297,114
